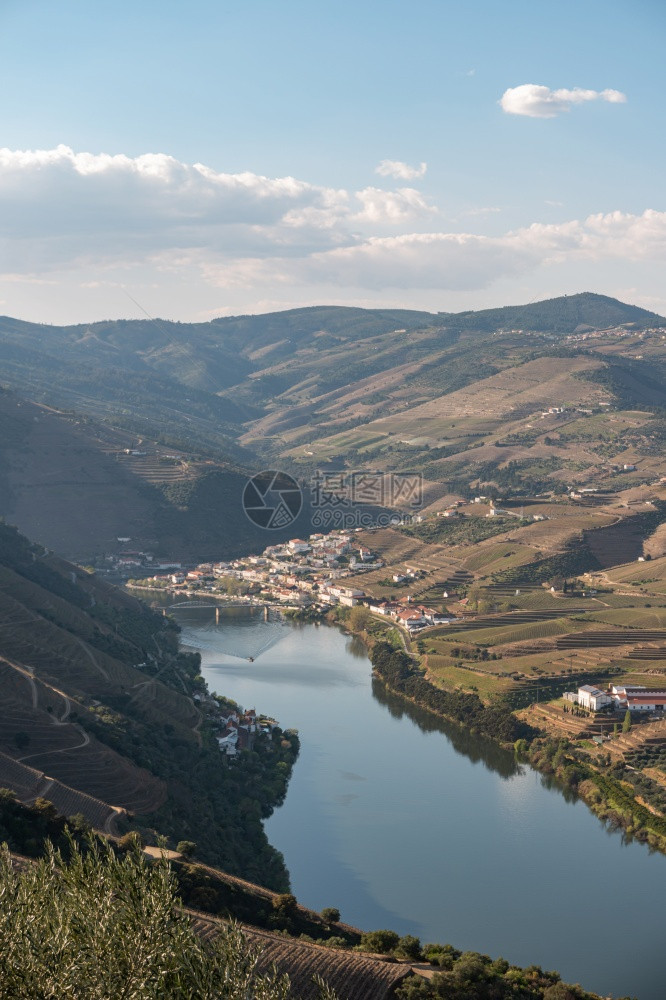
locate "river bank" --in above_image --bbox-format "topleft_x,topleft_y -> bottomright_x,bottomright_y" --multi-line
177,608 -> 665,999
336,608 -> 666,861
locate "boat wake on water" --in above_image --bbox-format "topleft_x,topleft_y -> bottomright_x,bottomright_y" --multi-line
171,605 -> 288,661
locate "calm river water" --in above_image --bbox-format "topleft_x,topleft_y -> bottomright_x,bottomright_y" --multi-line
171,604 -> 664,1000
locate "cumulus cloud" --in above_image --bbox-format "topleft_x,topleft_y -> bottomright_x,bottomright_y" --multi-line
500,84 -> 627,118
200,209 -> 666,293
374,159 -> 427,180
0,144 -> 342,240
353,187 -> 436,224
0,145 -> 664,320
0,145 -> 435,273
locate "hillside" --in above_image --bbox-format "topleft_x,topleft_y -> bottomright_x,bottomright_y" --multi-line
0,520 -> 298,888
0,294 -> 662,463
442,291 -> 664,333
3,822 -> 614,1000
2,293 -> 666,564
0,388 -> 319,562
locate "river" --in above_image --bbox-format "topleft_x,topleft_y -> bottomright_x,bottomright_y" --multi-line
171,604 -> 664,1000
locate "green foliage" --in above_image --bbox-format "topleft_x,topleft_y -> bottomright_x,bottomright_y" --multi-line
359,929 -> 400,953
0,790 -> 95,858
348,605 -> 371,631
370,642 -> 534,744
396,934 -> 422,960
320,907 -> 341,924
0,838 -> 304,999
176,840 -> 196,858
623,710 -> 632,733
394,944 -> 607,999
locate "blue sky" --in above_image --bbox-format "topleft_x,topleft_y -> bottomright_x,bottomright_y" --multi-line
1,0 -> 665,322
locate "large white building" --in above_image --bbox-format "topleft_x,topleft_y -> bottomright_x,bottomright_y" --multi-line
625,691 -> 666,712
577,685 -> 612,711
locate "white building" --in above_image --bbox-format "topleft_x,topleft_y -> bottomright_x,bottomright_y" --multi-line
577,685 -> 612,711
288,539 -> 311,554
626,692 -> 666,713
610,684 -> 646,706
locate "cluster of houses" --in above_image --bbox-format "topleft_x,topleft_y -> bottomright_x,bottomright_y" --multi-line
369,600 -> 456,634
119,526 -> 467,636
564,325 -> 666,344
214,707 -> 278,758
189,690 -> 280,760
565,683 -> 666,715
125,530 -> 386,609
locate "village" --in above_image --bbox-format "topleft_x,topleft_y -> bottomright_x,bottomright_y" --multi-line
121,527 -> 463,635
209,704 -> 278,759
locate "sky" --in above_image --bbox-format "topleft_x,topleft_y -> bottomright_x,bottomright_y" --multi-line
1,0 -> 665,324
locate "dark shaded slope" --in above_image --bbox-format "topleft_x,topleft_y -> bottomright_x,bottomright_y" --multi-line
0,522 -> 296,887
0,390 -> 314,562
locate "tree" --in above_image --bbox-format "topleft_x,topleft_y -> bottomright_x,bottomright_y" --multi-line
0,838 -> 302,999
543,985 -> 578,1000
396,935 -> 422,960
348,605 -> 371,631
623,709 -> 632,733
176,840 -> 197,858
320,907 -> 340,924
271,892 -> 298,929
359,929 -> 400,954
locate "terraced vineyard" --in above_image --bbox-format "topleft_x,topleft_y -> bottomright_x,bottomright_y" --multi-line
115,452 -> 203,485
439,617 -> 592,648
0,751 -> 117,831
0,524 -> 201,831
625,745 -> 666,772
586,608 -> 666,628
555,629 -> 666,649
189,911 -> 411,1000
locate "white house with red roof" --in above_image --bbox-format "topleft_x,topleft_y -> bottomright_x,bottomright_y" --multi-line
626,691 -> 666,712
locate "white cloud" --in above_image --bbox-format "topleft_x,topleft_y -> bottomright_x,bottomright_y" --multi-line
500,84 -> 627,118
0,145 -> 436,273
200,209 -> 666,293
0,145 -> 664,323
353,187 -> 436,224
374,159 -> 427,180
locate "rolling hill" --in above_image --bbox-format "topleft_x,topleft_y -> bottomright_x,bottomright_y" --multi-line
0,520 -> 297,888
0,388 -> 320,562
2,292 -> 666,563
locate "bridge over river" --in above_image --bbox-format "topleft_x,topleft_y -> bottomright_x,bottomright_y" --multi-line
164,600 -> 280,623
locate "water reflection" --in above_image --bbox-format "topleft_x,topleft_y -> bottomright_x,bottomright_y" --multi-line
345,633 -> 371,660
145,600 -> 666,1000
371,677 -> 520,780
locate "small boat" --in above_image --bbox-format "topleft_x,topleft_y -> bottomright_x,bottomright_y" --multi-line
248,656 -> 254,662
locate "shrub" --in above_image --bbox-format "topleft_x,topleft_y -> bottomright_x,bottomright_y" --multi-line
360,929 -> 400,953
0,837 -> 301,998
